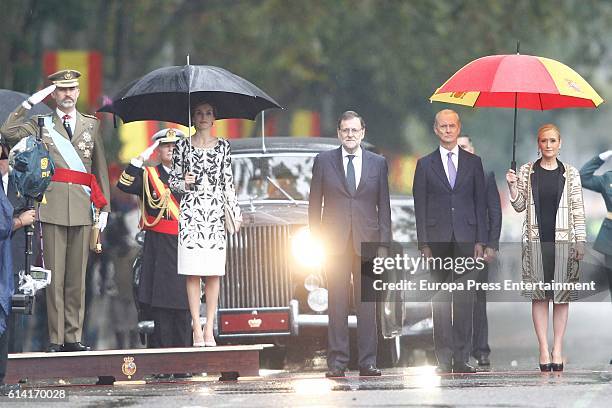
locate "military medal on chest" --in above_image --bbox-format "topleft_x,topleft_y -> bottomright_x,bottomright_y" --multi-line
78,130 -> 94,158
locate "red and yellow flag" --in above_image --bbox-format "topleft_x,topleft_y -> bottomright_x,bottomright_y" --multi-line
290,110 -> 320,137
118,121 -> 188,163
212,119 -> 255,139
43,50 -> 102,112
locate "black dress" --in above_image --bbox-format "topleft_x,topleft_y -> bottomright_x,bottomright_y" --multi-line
535,162 -> 561,298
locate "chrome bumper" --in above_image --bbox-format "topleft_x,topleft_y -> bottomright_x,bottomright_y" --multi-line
289,299 -> 356,335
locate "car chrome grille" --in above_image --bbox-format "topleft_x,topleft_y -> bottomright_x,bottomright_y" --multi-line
222,225 -> 292,308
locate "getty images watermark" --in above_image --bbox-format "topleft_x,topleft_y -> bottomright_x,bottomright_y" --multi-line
360,243 -> 608,302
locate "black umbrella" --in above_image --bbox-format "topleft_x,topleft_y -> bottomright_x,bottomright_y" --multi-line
98,65 -> 282,126
0,89 -> 53,124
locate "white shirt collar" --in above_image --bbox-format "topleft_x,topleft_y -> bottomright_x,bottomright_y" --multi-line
56,108 -> 77,120
341,146 -> 362,158
439,144 -> 459,157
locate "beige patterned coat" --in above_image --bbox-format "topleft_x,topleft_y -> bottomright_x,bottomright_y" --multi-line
510,160 -> 586,302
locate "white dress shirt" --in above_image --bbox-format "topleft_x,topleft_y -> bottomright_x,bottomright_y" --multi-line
342,146 -> 363,189
439,144 -> 459,181
56,108 -> 77,134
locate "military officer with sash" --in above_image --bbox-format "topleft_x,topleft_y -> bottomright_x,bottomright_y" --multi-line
117,128 -> 191,349
0,69 -> 111,352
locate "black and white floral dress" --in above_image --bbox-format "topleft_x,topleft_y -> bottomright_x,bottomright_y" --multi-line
169,137 -> 241,276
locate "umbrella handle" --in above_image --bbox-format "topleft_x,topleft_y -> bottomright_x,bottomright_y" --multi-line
511,160 -> 516,172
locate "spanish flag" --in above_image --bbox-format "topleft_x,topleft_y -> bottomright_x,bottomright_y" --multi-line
212,119 -> 255,139
290,110 -> 320,137
118,121 -> 188,163
42,50 -> 102,112
389,154 -> 417,194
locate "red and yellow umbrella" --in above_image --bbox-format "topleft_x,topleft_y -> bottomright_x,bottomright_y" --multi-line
430,53 -> 604,168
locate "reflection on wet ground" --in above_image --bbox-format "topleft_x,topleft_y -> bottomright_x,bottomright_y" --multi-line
14,365 -> 612,394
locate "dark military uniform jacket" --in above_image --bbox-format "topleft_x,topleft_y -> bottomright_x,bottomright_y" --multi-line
0,106 -> 111,226
117,163 -> 187,310
580,155 -> 612,256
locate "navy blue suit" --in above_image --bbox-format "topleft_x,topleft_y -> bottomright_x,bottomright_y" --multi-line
309,146 -> 391,369
413,147 -> 487,366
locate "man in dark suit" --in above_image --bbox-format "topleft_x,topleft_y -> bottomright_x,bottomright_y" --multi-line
413,109 -> 487,374
458,135 -> 502,367
309,110 -> 392,378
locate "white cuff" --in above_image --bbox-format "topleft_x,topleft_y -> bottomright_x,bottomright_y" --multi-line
130,158 -> 143,168
599,151 -> 612,161
22,100 -> 32,110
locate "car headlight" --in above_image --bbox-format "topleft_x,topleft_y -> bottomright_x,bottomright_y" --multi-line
307,288 -> 328,312
291,227 -> 325,268
304,274 -> 321,292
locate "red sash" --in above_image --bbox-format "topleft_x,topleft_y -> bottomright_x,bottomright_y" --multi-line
143,214 -> 178,235
51,168 -> 108,209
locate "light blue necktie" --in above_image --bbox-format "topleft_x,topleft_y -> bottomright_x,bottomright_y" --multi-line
447,151 -> 456,188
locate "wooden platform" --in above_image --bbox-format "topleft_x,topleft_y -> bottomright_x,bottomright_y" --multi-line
6,344 -> 273,384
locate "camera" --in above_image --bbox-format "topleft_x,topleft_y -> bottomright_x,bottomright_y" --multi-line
10,266 -> 51,315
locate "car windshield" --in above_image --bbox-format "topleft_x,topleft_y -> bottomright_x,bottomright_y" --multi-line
232,154 -> 316,202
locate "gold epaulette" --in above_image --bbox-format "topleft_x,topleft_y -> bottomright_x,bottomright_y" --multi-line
119,171 -> 135,186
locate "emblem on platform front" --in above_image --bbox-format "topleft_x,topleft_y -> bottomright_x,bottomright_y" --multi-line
122,356 -> 137,378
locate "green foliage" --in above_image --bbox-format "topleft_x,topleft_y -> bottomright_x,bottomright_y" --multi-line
1,0 -> 610,169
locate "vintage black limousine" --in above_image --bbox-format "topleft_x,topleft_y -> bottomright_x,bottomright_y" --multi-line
217,137 -> 432,366
135,136 -> 432,367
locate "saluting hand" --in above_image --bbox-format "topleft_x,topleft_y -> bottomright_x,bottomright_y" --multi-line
26,85 -> 56,107
600,150 -> 612,161
137,140 -> 160,162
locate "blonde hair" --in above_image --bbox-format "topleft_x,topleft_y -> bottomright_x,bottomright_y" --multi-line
537,123 -> 561,139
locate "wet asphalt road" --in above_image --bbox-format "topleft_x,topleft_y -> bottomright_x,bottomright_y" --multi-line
3,303 -> 611,407
3,365 -> 612,407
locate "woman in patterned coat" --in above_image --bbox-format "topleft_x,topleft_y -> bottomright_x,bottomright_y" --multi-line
169,102 -> 242,347
506,124 -> 586,372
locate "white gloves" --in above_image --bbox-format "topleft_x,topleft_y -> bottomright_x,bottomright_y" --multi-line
131,141 -> 160,167
98,212 -> 109,232
599,150 -> 612,161
22,85 -> 56,109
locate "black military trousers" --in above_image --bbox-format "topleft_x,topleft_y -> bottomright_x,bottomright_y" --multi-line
151,307 -> 191,348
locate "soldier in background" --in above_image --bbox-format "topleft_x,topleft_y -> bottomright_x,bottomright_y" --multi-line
117,128 -> 191,352
579,149 -> 612,364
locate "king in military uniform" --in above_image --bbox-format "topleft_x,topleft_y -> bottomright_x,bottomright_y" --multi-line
0,69 -> 111,352
117,128 -> 191,350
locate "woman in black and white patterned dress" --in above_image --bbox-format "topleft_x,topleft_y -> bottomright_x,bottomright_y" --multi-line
169,102 -> 241,346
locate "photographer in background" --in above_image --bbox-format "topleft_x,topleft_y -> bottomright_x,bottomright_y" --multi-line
0,140 -> 36,395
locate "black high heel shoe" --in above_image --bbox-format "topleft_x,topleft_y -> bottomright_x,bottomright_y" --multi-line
551,351 -> 564,372
551,362 -> 564,372
539,363 -> 552,372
